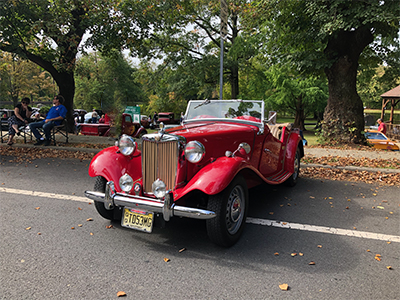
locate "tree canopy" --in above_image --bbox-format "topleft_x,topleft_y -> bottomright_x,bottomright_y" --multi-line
255,0 -> 400,143
0,0 -> 116,129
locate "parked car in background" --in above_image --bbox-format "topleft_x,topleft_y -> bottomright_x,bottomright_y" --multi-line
140,115 -> 150,128
365,130 -> 399,151
120,113 -> 147,138
1,109 -> 14,130
85,100 -> 304,247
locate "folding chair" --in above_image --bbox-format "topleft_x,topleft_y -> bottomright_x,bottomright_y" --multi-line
30,119 -> 69,146
49,119 -> 69,145
0,123 -> 29,144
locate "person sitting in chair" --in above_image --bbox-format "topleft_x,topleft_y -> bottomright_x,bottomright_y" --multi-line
6,97 -> 32,146
29,95 -> 67,146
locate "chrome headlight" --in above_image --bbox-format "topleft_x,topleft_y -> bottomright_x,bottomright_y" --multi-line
118,134 -> 136,156
119,173 -> 133,192
184,141 -> 205,163
152,179 -> 166,199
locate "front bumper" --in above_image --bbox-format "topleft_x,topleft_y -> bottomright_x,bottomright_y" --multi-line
85,181 -> 216,222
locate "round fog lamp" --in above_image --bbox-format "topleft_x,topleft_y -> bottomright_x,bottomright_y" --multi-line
118,135 -> 136,156
184,141 -> 205,163
152,179 -> 166,199
119,173 -> 133,192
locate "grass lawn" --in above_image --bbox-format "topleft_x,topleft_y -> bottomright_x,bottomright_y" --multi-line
364,108 -> 400,114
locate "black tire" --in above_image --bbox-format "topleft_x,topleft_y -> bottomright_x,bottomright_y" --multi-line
285,146 -> 301,187
206,175 -> 248,247
94,176 -> 115,220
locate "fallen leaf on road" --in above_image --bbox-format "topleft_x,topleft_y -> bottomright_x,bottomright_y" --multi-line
35,207 -> 40,210
291,253 -> 297,257
78,207 -> 82,210
25,227 -> 31,230
78,224 -> 82,227
164,258 -> 170,262
117,291 -> 126,297
317,245 -> 322,248
179,248 -> 186,253
367,249 -> 371,252
299,253 -> 304,256
309,262 -> 315,265
106,225 -> 113,229
387,242 -> 391,244
71,227 -> 75,230
377,206 -> 384,209
90,232 -> 93,235
386,266 -> 392,270
274,252 -> 279,256
86,218 -> 93,221
279,283 -> 289,291
37,232 -> 41,235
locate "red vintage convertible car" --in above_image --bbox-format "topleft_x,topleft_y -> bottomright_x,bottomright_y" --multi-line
85,100 -> 304,247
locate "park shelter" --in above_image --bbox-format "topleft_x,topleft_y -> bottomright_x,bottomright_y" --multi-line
380,85 -> 400,124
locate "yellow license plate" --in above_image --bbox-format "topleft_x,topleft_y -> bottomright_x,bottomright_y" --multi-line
121,207 -> 154,233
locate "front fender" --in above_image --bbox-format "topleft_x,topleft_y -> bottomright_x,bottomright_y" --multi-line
175,156 -> 254,198
88,146 -> 142,191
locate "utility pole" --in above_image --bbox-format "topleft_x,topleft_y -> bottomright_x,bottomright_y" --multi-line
220,0 -> 228,100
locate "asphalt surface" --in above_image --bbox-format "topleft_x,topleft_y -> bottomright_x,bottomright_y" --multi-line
1,157 -> 399,300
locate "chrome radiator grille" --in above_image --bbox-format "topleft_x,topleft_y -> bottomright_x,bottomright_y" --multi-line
142,139 -> 179,192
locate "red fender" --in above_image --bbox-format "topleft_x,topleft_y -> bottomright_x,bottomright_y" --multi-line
174,156 -> 256,199
284,131 -> 303,173
88,146 -> 142,191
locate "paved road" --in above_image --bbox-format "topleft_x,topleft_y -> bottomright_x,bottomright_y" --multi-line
1,155 -> 399,300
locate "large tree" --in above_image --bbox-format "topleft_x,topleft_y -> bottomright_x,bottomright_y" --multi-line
255,0 -> 400,144
0,0 -> 115,129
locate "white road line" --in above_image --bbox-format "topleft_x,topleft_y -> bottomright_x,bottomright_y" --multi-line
2,187 -> 399,243
247,217 -> 400,243
0,187 -> 91,203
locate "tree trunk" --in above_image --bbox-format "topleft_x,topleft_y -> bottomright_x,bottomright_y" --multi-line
230,64 -> 239,99
55,72 -> 75,132
322,28 -> 373,144
294,96 -> 305,131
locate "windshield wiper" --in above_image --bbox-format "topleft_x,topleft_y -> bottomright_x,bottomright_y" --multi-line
194,99 -> 210,109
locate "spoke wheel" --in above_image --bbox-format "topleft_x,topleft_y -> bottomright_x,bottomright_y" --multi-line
206,175 -> 248,247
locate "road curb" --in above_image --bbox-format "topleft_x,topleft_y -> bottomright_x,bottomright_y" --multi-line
301,163 -> 400,174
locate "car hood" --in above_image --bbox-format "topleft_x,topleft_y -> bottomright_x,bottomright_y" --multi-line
166,121 -> 259,157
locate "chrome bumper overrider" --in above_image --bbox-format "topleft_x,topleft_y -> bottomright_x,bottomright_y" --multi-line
85,181 -> 216,222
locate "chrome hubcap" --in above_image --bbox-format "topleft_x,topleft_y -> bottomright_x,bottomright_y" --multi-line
226,185 -> 245,235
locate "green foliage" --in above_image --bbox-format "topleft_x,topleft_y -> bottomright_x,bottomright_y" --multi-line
264,64 -> 328,129
74,51 -> 145,113
0,51 -> 56,104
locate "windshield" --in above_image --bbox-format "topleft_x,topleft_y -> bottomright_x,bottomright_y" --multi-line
365,132 -> 387,140
185,100 -> 264,124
